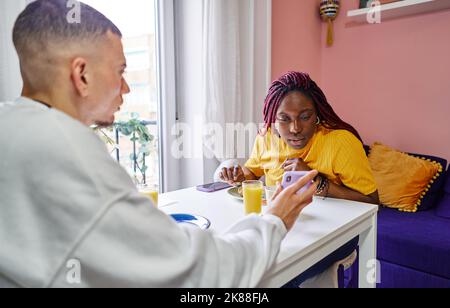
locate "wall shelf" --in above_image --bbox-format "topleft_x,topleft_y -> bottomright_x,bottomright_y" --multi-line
347,0 -> 450,23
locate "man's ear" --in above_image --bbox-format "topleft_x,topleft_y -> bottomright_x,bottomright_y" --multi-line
71,57 -> 89,98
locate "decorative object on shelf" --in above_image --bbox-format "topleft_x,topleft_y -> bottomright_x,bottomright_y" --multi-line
320,0 -> 340,46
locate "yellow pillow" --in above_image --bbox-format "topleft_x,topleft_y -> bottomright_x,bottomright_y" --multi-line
368,142 -> 440,212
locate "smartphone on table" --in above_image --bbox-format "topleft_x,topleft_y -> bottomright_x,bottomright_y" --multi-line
196,182 -> 232,193
281,171 -> 314,195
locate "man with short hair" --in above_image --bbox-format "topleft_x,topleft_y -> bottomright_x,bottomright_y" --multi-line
0,0 -> 317,288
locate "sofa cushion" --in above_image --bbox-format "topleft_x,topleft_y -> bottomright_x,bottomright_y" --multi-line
368,143 -> 444,212
364,144 -> 447,211
377,207 -> 450,279
436,170 -> 450,219
407,153 -> 447,211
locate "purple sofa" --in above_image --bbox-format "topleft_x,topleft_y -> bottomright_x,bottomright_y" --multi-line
376,156 -> 450,288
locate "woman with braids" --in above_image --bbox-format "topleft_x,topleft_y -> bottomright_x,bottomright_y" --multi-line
220,71 -> 379,205
220,71 -> 379,287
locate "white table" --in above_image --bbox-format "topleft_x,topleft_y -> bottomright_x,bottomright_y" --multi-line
159,187 -> 378,288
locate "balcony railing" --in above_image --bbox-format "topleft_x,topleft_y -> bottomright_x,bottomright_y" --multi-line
113,120 -> 157,185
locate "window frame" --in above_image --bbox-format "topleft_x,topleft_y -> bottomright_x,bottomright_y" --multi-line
155,0 -> 179,193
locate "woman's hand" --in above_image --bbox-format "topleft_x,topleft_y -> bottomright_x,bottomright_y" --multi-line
282,158 -> 311,172
267,170 -> 318,231
219,165 -> 246,185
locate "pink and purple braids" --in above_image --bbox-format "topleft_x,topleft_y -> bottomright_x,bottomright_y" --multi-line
262,71 -> 362,142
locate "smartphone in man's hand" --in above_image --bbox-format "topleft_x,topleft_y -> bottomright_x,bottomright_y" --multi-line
281,171 -> 314,195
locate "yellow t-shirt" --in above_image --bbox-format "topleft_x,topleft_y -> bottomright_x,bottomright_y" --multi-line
244,125 -> 377,195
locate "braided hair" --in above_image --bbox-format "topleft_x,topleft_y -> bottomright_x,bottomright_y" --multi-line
263,71 -> 362,142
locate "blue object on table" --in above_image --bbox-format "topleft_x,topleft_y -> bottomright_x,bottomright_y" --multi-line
170,214 -> 211,230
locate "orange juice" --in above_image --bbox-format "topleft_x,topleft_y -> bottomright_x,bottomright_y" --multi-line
138,186 -> 159,207
243,181 -> 263,215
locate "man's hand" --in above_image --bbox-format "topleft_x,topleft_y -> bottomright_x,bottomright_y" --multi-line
219,165 -> 246,185
282,158 -> 311,172
267,170 -> 318,231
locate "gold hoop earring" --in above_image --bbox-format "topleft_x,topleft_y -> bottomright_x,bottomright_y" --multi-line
316,117 -> 321,125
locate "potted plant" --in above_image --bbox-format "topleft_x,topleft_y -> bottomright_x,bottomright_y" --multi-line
95,113 -> 156,185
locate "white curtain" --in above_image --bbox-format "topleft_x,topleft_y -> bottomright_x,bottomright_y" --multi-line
201,0 -> 271,163
173,0 -> 271,187
0,0 -> 30,101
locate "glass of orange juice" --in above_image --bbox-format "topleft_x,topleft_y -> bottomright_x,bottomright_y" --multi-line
242,180 -> 263,215
138,184 -> 159,207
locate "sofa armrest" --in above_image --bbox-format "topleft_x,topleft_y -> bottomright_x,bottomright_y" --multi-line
436,170 -> 450,218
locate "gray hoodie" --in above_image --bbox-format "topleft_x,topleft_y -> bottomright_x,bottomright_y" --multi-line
0,97 -> 286,288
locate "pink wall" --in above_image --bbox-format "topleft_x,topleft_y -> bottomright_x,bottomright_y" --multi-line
272,0 -> 322,82
272,0 -> 450,162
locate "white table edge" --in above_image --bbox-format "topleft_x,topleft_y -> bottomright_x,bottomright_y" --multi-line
258,205 -> 378,288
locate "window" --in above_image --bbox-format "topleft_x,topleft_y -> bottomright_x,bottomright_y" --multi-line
84,0 -> 160,189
